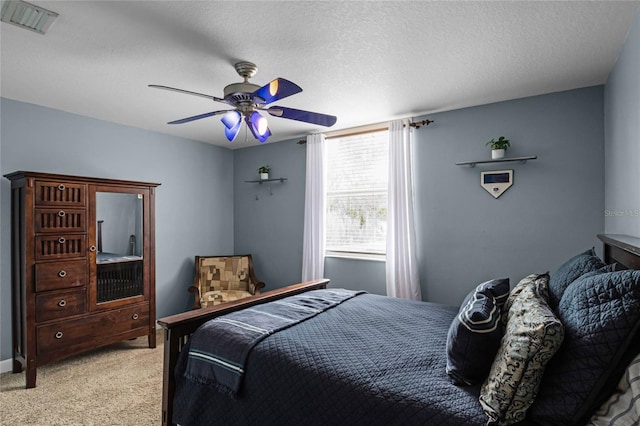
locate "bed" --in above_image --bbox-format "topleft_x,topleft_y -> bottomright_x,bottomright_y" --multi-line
158,234 -> 640,426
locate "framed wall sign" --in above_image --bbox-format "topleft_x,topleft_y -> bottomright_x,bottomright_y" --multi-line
480,169 -> 513,198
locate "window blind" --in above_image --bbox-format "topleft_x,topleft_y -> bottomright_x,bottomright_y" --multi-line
325,130 -> 388,255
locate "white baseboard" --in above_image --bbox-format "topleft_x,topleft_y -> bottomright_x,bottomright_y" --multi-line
1,357 -> 14,374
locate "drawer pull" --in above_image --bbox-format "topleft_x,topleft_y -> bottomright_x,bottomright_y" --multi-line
58,210 -> 66,217
89,245 -> 97,252
58,237 -> 66,244
55,331 -> 63,339
132,313 -> 139,320
58,270 -> 67,278
57,184 -> 65,191
58,299 -> 67,307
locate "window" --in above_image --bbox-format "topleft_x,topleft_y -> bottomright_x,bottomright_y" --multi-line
325,130 -> 388,258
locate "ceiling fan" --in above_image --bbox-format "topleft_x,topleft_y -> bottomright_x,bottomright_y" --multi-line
149,61 -> 337,143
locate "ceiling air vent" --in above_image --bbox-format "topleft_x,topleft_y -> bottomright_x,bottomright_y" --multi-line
1,0 -> 58,34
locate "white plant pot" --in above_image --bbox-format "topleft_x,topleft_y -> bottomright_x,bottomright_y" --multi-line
491,149 -> 505,160
260,173 -> 269,180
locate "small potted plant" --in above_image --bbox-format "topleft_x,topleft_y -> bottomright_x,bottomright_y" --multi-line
257,165 -> 271,180
486,136 -> 510,159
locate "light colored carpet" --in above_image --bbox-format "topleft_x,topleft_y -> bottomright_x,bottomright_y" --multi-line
0,330 -> 163,425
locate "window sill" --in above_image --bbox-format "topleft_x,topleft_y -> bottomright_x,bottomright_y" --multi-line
325,251 -> 386,262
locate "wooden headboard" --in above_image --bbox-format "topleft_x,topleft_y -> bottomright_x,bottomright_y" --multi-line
598,234 -> 640,270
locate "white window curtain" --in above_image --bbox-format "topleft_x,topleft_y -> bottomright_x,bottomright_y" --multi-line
302,133 -> 326,281
386,119 -> 422,300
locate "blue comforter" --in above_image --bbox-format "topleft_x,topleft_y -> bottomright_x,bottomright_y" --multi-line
184,289 -> 364,395
174,292 -> 493,426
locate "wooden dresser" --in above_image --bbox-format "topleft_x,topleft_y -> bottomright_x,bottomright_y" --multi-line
4,171 -> 160,388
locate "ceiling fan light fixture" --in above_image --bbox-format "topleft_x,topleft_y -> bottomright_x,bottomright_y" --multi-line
224,119 -> 242,142
247,112 -> 271,143
1,0 -> 58,34
255,114 -> 269,136
221,110 -> 241,130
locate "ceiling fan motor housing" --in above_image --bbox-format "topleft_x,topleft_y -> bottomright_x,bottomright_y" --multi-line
223,81 -> 262,105
223,61 -> 265,108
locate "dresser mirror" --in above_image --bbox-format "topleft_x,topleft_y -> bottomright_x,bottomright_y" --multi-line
95,191 -> 144,259
95,191 -> 145,302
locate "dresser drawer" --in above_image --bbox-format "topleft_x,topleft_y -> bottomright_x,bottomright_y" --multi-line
37,304 -> 149,355
35,208 -> 86,233
35,234 -> 86,261
36,288 -> 86,323
35,260 -> 87,292
35,181 -> 86,207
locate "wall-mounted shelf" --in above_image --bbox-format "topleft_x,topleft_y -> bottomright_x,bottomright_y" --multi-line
244,178 -> 288,184
455,155 -> 537,168
244,177 -> 288,200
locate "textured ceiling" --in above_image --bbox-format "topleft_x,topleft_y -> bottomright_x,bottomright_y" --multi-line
1,1 -> 638,149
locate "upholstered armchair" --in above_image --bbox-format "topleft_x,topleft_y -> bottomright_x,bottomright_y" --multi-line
188,254 -> 265,309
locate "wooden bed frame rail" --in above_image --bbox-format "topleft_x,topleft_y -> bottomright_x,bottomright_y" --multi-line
157,278 -> 330,426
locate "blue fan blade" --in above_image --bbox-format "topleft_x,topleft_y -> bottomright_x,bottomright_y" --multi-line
224,119 -> 242,142
268,106 -> 337,127
220,110 -> 241,129
253,78 -> 302,105
167,110 -> 228,124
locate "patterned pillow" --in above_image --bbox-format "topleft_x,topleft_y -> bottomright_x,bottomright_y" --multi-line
529,269 -> 640,424
548,248 -> 605,309
446,278 -> 510,385
480,273 -> 564,425
501,271 -> 549,324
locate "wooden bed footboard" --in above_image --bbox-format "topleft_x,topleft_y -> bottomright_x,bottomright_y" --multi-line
157,278 -> 330,426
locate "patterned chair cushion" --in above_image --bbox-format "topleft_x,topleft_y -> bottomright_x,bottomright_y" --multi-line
480,273 -> 564,425
529,269 -> 640,424
200,256 -> 251,291
446,278 -> 510,385
548,248 -> 605,310
197,256 -> 259,308
202,290 -> 255,306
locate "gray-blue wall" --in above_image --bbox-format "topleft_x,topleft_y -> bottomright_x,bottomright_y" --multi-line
0,99 -> 235,361
413,87 -> 604,304
232,139 -> 307,288
233,87 -> 606,307
2,7 -> 638,363
0,85 -> 615,365
604,9 -> 640,237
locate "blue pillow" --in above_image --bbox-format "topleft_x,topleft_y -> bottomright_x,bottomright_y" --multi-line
446,278 -> 510,385
530,269 -> 640,424
548,248 -> 606,309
